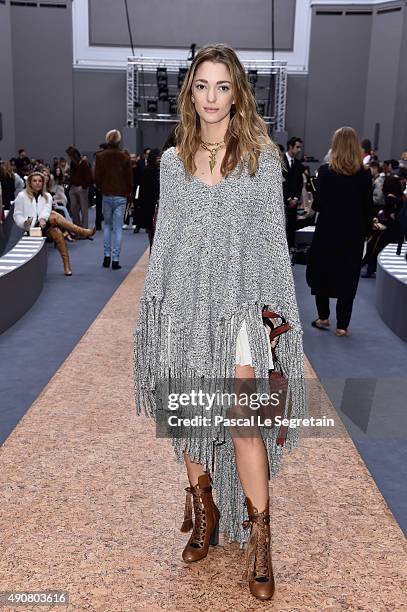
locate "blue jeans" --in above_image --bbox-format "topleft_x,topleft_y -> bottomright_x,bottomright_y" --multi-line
102,196 -> 126,261
53,205 -> 72,222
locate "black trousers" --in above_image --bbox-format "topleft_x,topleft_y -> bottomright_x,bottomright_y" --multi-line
94,188 -> 103,230
315,294 -> 354,330
285,205 -> 297,250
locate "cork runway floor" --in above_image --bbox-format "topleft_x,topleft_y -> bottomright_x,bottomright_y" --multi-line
0,250 -> 406,611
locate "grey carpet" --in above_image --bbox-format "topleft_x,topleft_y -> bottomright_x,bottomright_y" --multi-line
1,226 -> 406,537
293,262 -> 407,536
0,212 -> 148,443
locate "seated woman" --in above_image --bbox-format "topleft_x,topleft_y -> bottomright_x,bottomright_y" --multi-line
43,167 -> 75,242
13,170 -> 95,276
52,183 -> 71,218
362,175 -> 404,276
53,167 -> 71,211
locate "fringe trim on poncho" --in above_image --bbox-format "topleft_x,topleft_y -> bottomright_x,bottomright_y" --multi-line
133,295 -> 306,547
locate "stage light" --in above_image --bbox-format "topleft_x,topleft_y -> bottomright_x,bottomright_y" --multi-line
158,86 -> 169,102
178,67 -> 188,90
168,98 -> 178,115
156,66 -> 168,85
156,67 -> 169,101
248,69 -> 258,93
147,99 -> 158,113
257,101 -> 265,116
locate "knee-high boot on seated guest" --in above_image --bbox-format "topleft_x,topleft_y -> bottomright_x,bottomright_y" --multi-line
181,472 -> 220,563
48,210 -> 96,239
46,226 -> 72,276
242,497 -> 275,601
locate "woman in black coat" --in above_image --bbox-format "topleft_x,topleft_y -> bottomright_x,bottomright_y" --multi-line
306,127 -> 373,336
137,148 -> 161,251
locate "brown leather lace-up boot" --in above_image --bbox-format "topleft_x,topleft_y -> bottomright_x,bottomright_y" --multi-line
181,473 -> 220,563
242,497 -> 275,600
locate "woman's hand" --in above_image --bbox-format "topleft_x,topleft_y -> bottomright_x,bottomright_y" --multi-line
270,337 -> 279,349
39,218 -> 47,229
373,222 -> 386,231
266,317 -> 281,349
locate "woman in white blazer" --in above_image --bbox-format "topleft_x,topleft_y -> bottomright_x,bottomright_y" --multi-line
13,173 -> 52,230
13,171 -> 95,275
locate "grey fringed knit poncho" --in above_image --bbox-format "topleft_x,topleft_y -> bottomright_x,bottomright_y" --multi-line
133,145 -> 306,546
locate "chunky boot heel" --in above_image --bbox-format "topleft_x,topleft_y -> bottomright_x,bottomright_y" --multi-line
181,473 -> 220,563
209,518 -> 220,546
242,497 -> 275,601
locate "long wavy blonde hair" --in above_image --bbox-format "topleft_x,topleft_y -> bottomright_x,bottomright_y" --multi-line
174,43 -> 279,178
26,172 -> 50,201
329,127 -> 363,176
1,161 -> 15,179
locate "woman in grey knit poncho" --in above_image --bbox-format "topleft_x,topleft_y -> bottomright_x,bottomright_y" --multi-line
133,44 -> 306,602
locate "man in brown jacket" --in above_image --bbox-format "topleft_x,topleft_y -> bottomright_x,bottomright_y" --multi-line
94,130 -> 132,270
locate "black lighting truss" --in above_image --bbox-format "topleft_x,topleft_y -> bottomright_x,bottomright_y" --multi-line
126,57 -> 287,129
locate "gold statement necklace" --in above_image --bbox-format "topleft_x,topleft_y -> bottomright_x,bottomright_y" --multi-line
200,140 -> 225,174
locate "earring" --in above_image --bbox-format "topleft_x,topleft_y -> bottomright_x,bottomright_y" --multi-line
192,97 -> 195,103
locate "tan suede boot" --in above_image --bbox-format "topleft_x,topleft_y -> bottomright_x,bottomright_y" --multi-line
47,226 -> 72,276
49,211 -> 96,239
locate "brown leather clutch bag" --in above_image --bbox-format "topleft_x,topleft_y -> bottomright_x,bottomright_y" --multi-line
261,308 -> 292,445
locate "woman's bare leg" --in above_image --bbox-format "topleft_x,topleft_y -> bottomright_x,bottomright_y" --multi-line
183,451 -> 206,486
231,363 -> 269,511
182,364 -> 269,505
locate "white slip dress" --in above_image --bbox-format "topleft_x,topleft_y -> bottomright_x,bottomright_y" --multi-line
234,318 -> 274,369
166,316 -> 274,370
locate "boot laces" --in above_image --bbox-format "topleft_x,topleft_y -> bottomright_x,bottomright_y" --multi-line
188,488 -> 207,549
243,512 -> 270,581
